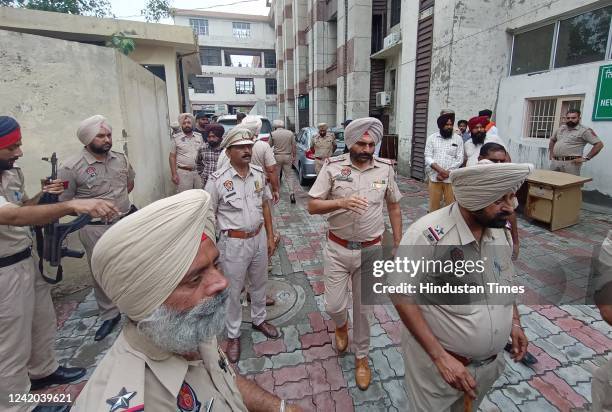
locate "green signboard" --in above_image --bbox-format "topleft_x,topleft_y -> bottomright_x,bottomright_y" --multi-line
593,64 -> 612,121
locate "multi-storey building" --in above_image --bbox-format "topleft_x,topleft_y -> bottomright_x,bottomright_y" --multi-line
174,9 -> 278,119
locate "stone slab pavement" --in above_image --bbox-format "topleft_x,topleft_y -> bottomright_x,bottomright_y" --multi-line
38,176 -> 611,411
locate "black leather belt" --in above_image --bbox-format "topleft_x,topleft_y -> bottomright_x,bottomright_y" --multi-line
0,247 -> 32,268
553,156 -> 580,161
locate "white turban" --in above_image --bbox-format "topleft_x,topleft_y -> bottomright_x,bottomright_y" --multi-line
241,115 -> 262,136
450,163 -> 534,211
317,123 -> 328,129
344,117 -> 383,149
272,119 -> 284,129
178,112 -> 194,125
77,115 -> 112,146
91,190 -> 216,322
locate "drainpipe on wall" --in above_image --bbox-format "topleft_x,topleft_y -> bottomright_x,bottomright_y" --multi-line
343,0 -> 348,123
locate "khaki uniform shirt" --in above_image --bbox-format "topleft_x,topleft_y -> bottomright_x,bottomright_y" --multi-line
72,322 -> 247,412
551,124 -> 601,157
205,164 -> 272,232
311,132 -> 336,158
171,132 -> 204,168
251,140 -> 276,169
394,203 -> 515,360
58,149 -> 135,214
270,128 -> 296,155
0,166 -> 31,258
308,154 -> 402,242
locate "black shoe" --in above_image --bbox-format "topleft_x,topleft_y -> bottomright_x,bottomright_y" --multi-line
30,366 -> 86,391
33,405 -> 71,412
290,194 -> 296,204
94,314 -> 121,341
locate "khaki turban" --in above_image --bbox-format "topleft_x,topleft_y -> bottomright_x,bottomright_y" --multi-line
77,115 -> 112,146
91,190 -> 216,322
178,112 -> 194,125
241,115 -> 262,136
344,117 -> 383,149
272,119 -> 284,128
450,163 -> 534,211
317,123 -> 328,129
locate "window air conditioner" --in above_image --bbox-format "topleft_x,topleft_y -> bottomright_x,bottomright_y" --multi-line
376,91 -> 392,107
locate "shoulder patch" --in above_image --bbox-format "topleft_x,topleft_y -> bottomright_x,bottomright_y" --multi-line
588,128 -> 598,137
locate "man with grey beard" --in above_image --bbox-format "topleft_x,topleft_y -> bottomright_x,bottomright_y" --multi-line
72,190 -> 301,412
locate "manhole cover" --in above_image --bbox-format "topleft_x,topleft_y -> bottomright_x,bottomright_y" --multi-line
240,278 -> 305,327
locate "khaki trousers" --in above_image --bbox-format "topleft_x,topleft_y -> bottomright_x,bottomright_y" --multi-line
550,159 -> 582,176
218,231 -> 268,339
177,168 -> 203,193
428,181 -> 455,212
0,257 -> 58,412
315,159 -> 325,174
323,239 -> 380,359
592,359 -> 612,412
275,154 -> 296,194
402,328 -> 504,412
79,225 -> 120,321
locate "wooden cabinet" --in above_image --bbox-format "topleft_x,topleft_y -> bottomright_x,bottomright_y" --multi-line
524,170 -> 592,231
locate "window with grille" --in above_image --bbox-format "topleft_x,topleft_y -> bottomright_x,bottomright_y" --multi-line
264,51 -> 276,68
524,96 -> 584,138
189,18 -> 209,36
233,22 -> 251,38
235,78 -> 255,94
511,5 -> 611,75
200,47 -> 221,66
265,78 -> 277,95
191,77 -> 214,94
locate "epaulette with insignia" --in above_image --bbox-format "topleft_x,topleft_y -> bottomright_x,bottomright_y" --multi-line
250,164 -> 264,172
60,153 -> 83,169
328,154 -> 347,163
374,157 -> 393,165
422,224 -> 447,245
209,169 -> 223,180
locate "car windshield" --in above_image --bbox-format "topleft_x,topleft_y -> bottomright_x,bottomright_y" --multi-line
335,131 -> 344,142
218,118 -> 237,134
217,117 -> 272,135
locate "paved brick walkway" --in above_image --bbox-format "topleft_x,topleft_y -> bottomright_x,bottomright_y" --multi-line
39,176 -> 611,411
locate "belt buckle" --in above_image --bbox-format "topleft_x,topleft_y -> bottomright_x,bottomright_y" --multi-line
346,241 -> 361,250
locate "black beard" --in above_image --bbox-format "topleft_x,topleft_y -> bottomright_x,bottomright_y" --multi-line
0,158 -> 17,171
440,128 -> 453,138
182,127 -> 193,134
208,139 -> 221,148
566,121 -> 577,128
471,132 -> 486,145
350,152 -> 373,163
474,210 -> 511,228
88,143 -> 111,154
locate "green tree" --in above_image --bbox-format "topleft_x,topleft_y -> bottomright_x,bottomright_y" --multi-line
106,32 -> 136,55
141,0 -> 172,22
0,0 -> 111,17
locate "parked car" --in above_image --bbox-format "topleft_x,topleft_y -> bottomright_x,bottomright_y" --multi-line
216,114 -> 272,142
293,126 -> 345,185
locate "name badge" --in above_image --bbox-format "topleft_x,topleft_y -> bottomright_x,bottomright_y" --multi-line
371,180 -> 386,189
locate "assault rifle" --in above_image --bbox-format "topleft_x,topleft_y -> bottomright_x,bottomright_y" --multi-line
35,153 -> 91,284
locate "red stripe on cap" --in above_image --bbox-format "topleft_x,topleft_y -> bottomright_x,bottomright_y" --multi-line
0,127 -> 21,149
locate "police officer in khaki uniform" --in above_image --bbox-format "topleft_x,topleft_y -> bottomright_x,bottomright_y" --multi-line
270,119 -> 297,204
548,109 -> 604,176
308,117 -> 403,390
311,122 -> 337,174
205,129 -> 279,364
391,162 -> 532,412
58,115 -> 135,341
73,190 -> 301,412
170,113 -> 204,192
0,116 -> 118,412
592,229 -> 612,412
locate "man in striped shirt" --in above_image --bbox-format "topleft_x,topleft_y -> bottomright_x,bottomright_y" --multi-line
196,123 -> 225,188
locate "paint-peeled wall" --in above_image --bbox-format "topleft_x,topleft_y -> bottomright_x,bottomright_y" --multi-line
0,29 -> 172,207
